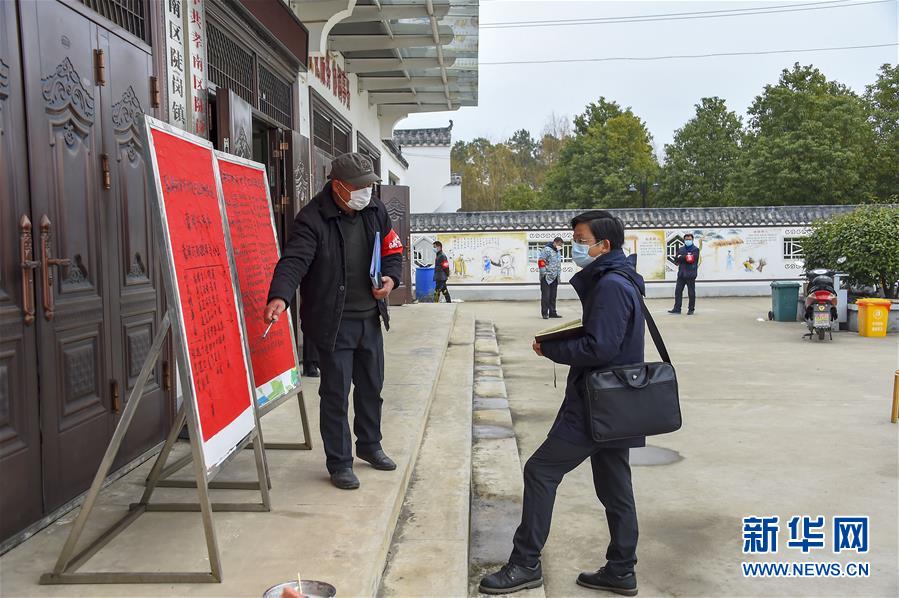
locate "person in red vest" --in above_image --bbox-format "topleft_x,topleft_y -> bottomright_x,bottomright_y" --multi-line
669,233 -> 701,315
433,241 -> 452,303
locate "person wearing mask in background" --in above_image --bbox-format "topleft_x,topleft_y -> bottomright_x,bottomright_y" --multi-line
480,211 -> 645,596
538,237 -> 564,319
669,233 -> 700,315
433,241 -> 452,303
264,153 -> 404,490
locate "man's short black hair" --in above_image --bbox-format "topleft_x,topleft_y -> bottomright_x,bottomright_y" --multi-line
433,241 -> 443,248
683,233 -> 694,240
570,210 -> 624,250
553,236 -> 564,244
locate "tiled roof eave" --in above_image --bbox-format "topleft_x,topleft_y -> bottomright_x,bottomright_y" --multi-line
410,205 -> 872,233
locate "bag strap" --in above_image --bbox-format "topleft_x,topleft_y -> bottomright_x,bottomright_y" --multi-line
609,268 -> 672,365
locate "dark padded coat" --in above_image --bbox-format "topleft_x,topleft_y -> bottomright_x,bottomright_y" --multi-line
674,244 -> 701,280
540,249 -> 647,448
267,182 -> 404,351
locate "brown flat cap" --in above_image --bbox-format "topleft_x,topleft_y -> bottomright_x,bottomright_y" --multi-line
328,152 -> 381,187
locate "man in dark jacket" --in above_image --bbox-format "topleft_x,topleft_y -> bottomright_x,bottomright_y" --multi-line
265,153 -> 404,490
538,237 -> 564,319
432,241 -> 451,303
480,211 -> 645,596
669,233 -> 700,315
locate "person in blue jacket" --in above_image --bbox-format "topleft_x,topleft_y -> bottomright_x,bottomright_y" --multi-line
669,233 -> 700,315
480,210 -> 645,596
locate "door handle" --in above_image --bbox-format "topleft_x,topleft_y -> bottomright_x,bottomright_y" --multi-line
19,215 -> 39,326
39,215 -> 72,321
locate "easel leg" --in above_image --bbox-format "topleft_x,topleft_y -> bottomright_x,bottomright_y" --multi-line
262,390 -> 313,451
41,314 -> 203,583
142,406 -> 188,498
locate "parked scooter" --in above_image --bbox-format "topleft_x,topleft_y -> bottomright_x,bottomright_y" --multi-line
803,257 -> 846,341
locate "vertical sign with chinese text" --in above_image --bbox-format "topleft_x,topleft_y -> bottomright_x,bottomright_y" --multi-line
186,0 -> 208,137
164,0 -> 188,129
216,153 -> 300,407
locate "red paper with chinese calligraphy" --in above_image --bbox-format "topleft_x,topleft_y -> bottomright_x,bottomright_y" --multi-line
149,127 -> 254,465
217,156 -> 299,406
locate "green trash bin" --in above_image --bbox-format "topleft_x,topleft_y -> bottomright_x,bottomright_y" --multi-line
770,281 -> 801,321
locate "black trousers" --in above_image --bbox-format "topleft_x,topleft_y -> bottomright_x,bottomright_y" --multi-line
434,280 -> 451,303
540,277 -> 559,317
673,277 -> 696,312
510,436 -> 638,575
316,316 -> 384,473
303,338 -> 319,366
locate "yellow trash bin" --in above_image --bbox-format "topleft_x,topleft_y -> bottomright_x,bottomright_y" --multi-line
856,298 -> 892,337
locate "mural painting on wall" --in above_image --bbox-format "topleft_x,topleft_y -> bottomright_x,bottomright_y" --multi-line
664,227 -> 808,280
624,229 -> 666,281
437,232 -> 529,283
413,226 -> 811,285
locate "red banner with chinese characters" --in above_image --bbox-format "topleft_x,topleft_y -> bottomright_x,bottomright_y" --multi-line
150,127 -> 253,446
217,156 -> 298,406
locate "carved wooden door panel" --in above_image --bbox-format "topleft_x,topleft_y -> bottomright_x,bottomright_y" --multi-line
0,0 -> 43,542
19,0 -> 114,512
216,88 -> 252,159
99,28 -> 167,468
379,185 -> 411,306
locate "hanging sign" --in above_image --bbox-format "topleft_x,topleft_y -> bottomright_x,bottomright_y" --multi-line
216,152 -> 301,408
143,115 -> 256,472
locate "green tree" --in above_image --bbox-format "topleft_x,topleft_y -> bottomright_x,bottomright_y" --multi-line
451,138 -> 522,211
865,63 -> 899,202
543,98 -> 659,208
659,97 -> 743,207
801,206 -> 899,298
729,63 -> 876,205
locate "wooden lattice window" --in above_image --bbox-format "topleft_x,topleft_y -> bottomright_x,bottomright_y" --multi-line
258,64 -> 292,129
312,94 -> 351,157
207,21 -> 255,106
77,0 -> 148,43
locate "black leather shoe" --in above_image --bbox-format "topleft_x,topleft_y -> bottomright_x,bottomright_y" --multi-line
329,469 -> 360,490
479,562 -> 543,594
303,363 -> 320,378
668,309 -> 681,314
687,310 -> 695,315
549,313 -> 563,318
542,314 -> 549,319
357,449 -> 397,471
577,567 -> 638,596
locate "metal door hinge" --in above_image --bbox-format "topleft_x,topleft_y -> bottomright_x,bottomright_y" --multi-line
162,360 -> 172,392
100,154 -> 111,190
272,149 -> 282,159
94,49 -> 106,86
150,76 -> 161,108
279,195 -> 290,213
280,141 -> 289,151
111,380 -> 121,413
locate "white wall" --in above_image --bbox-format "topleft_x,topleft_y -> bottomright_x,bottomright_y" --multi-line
401,145 -> 454,213
301,54 -> 406,185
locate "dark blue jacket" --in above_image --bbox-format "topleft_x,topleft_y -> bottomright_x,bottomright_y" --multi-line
675,244 -> 701,280
540,250 -> 646,448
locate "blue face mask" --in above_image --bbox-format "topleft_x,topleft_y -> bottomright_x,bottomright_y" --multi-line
572,241 -> 602,268
685,240 -> 694,247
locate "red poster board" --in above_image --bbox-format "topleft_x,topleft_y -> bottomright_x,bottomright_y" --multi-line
216,153 -> 300,407
145,120 -> 256,471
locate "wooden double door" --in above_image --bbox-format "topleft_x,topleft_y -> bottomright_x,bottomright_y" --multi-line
0,0 -> 169,544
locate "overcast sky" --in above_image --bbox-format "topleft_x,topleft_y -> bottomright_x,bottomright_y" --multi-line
398,0 -> 899,155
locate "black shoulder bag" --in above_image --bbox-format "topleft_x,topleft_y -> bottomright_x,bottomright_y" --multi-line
583,269 -> 682,442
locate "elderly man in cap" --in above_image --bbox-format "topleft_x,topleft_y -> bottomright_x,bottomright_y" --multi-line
265,152 -> 404,490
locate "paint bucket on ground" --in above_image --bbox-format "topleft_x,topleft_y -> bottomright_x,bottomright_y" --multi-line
263,580 -> 337,598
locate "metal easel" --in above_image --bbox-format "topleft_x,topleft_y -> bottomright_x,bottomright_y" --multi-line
39,311 -> 272,584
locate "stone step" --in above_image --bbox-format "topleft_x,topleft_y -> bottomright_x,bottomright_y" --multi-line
379,311 -> 475,597
470,321 -> 546,598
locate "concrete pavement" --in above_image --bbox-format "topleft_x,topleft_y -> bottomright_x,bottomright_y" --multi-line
460,298 -> 898,598
0,304 -> 456,598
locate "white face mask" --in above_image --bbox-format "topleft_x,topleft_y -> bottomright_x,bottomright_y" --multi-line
342,184 -> 372,210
